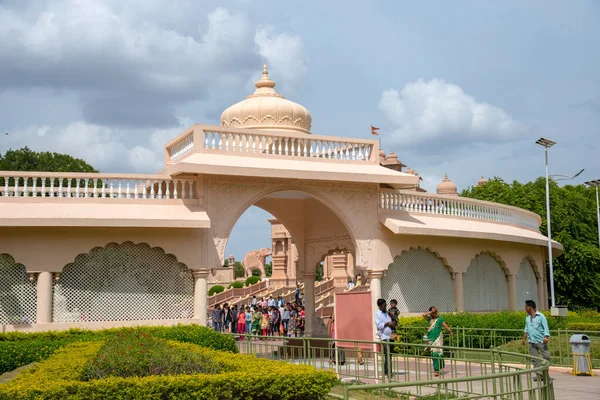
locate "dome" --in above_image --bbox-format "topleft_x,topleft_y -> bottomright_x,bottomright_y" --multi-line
220,64 -> 312,134
477,176 -> 488,186
405,168 -> 419,176
387,151 -> 398,163
379,148 -> 386,160
437,174 -> 458,196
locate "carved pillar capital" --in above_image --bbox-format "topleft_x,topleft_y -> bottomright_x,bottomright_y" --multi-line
192,270 -> 211,280
368,269 -> 386,280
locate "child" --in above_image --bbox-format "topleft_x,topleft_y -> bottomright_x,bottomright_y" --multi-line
260,310 -> 270,337
388,299 -> 399,324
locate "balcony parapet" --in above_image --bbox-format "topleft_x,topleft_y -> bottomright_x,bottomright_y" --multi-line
0,172 -> 196,200
379,189 -> 541,231
164,125 -> 379,165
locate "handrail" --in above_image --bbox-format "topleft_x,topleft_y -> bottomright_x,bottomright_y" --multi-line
0,173 -> 196,200
380,189 -> 541,231
165,125 -> 379,165
226,333 -> 553,399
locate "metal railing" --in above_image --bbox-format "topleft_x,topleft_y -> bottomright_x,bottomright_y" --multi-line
397,326 -> 600,369
225,333 -> 554,399
380,189 -> 541,231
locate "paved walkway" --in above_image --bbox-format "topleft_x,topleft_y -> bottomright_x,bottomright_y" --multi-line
547,369 -> 600,400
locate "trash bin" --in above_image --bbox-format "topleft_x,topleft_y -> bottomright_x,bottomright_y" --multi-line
569,334 -> 593,376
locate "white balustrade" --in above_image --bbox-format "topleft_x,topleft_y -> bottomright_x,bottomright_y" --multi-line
201,130 -> 373,162
0,175 -> 196,200
379,190 -> 540,231
168,132 -> 194,162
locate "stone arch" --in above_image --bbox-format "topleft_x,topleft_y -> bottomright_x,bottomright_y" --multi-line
381,248 -> 455,313
211,185 -> 359,267
523,255 -> 542,278
464,251 -> 509,311
0,254 -> 36,325
516,257 -> 539,307
52,241 -> 194,323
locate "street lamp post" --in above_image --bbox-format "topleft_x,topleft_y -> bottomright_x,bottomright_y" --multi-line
584,180 -> 600,249
535,138 -> 584,313
536,138 -> 557,309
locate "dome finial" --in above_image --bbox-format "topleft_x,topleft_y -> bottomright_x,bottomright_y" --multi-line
256,63 -> 276,90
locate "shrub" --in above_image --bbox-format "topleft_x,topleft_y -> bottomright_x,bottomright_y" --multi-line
85,331 -> 223,380
0,341 -> 338,400
228,281 -> 244,289
567,322 -> 600,332
396,310 -> 600,350
208,285 -> 225,296
0,324 -> 236,375
245,276 -> 260,286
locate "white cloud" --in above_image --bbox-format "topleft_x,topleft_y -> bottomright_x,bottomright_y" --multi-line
255,28 -> 307,87
0,2 -> 307,127
1,120 -> 191,173
379,79 -> 527,148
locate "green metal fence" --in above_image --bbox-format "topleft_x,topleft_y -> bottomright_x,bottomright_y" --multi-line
397,326 -> 600,368
226,333 -> 554,399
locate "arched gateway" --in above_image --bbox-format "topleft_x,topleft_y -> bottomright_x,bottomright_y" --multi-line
0,64 -> 561,333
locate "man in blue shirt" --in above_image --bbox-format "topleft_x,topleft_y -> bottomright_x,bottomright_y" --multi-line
375,298 -> 396,377
522,300 -> 550,377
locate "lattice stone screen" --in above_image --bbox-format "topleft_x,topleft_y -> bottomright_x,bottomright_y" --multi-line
464,253 -> 509,312
0,254 -> 36,324
382,249 -> 455,313
516,258 -> 538,307
53,242 -> 194,323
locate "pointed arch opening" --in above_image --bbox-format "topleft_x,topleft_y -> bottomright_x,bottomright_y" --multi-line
52,242 -> 194,323
382,247 -> 455,313
464,251 -> 509,312
0,254 -> 36,325
517,257 -> 539,307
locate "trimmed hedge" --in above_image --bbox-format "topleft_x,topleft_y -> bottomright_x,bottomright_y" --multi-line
396,311 -> 600,349
208,285 -> 225,296
567,322 -> 600,332
245,276 -> 260,287
228,281 -> 244,289
0,341 -> 337,400
0,324 -> 236,375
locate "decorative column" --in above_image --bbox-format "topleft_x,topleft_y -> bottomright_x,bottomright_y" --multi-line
536,276 -> 545,310
303,273 -> 316,337
192,270 -> 210,326
369,270 -> 385,305
507,274 -> 517,311
330,251 -> 350,288
36,272 -> 54,324
452,272 -> 465,312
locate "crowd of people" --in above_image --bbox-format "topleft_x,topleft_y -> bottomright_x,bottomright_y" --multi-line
211,284 -> 308,338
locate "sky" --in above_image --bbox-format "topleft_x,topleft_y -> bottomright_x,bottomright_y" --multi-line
1,1 -> 599,261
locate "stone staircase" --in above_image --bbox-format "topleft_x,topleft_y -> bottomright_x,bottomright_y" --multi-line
208,277 -> 371,324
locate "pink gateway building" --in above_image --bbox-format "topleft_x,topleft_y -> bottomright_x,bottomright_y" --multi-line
0,66 -> 560,334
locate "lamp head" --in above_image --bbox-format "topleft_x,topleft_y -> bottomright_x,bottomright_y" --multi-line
535,138 -> 556,148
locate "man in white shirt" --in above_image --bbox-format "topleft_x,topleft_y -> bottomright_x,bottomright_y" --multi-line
375,298 -> 396,377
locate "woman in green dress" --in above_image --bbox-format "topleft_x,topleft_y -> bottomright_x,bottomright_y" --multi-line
251,307 -> 263,336
423,306 -> 454,376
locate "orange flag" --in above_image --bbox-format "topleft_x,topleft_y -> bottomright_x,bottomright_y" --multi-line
371,125 -> 380,136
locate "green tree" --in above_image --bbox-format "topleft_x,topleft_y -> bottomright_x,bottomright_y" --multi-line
264,262 -> 272,277
462,177 -> 600,310
233,262 -> 245,279
316,262 -> 324,282
0,147 -> 97,173
0,147 -> 98,187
